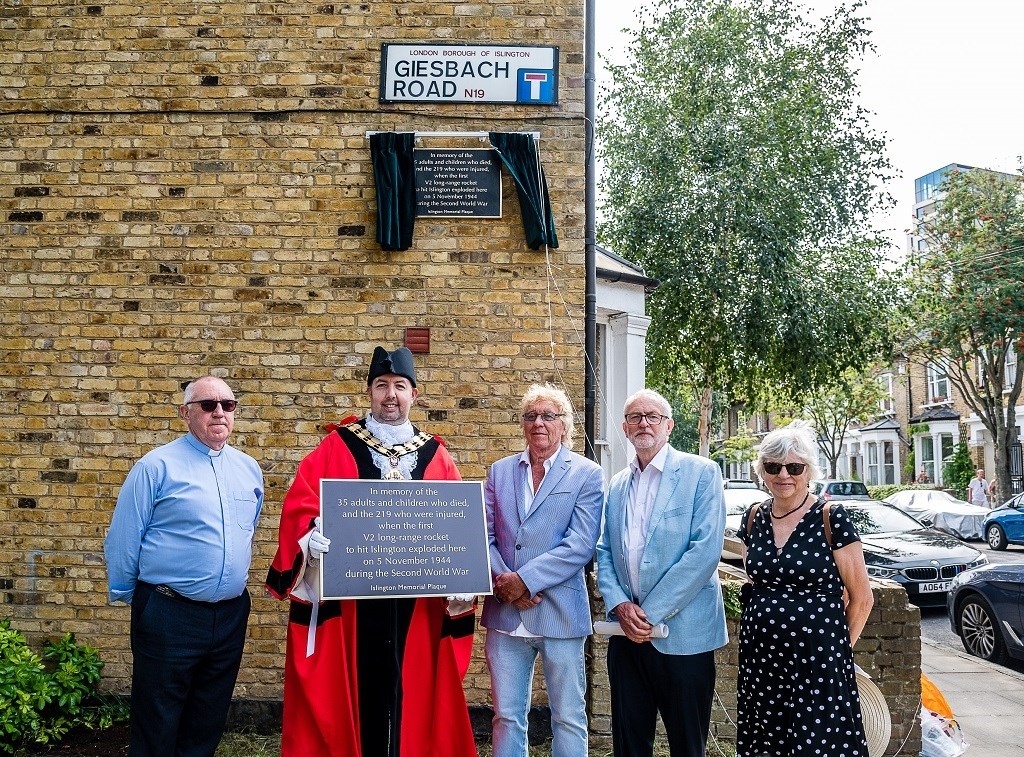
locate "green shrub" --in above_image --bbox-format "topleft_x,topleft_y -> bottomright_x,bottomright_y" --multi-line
943,442 -> 974,500
867,483 -> 936,501
0,619 -> 128,753
721,580 -> 743,620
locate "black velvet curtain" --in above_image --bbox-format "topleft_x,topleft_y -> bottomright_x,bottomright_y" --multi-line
369,132 -> 416,251
489,131 -> 559,250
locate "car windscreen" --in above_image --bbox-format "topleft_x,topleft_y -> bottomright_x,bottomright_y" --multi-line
844,503 -> 925,535
828,481 -> 869,496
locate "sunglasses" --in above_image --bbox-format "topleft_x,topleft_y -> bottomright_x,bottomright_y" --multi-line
762,461 -> 807,476
186,399 -> 238,413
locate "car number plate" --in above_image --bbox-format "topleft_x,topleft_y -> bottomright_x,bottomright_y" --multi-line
919,581 -> 951,593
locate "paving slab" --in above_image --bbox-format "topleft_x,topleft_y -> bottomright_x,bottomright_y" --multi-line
921,637 -> 1024,754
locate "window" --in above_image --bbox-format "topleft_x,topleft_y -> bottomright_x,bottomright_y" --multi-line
921,437 -> 936,482
1005,344 -> 1018,388
866,443 -> 879,485
878,373 -> 894,414
927,361 -> 949,403
882,441 -> 896,485
940,434 -> 954,483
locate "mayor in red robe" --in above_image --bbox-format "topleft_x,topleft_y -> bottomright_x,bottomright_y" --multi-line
266,347 -> 477,757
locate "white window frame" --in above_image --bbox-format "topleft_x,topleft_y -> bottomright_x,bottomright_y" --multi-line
878,373 -> 894,415
927,361 -> 950,404
866,443 -> 879,485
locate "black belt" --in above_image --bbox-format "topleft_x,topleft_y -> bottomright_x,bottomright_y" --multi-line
139,580 -> 226,606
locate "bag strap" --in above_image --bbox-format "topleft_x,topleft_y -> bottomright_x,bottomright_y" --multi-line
745,500 -> 765,537
823,502 -> 833,548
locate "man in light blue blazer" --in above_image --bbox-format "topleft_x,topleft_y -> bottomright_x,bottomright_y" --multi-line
596,388 -> 727,757
481,383 -> 605,757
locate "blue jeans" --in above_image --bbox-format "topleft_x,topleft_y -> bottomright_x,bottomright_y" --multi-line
485,629 -> 588,757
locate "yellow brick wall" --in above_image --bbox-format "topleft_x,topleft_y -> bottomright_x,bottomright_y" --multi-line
0,1 -> 586,705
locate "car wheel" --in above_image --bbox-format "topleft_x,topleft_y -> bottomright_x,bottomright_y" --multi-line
987,524 -> 1008,551
958,594 -> 1008,664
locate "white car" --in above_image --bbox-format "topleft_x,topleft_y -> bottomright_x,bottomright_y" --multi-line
883,489 -> 990,541
721,487 -> 770,561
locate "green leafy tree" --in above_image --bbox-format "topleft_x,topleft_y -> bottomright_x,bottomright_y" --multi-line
598,0 -> 897,456
798,369 -> 888,478
712,414 -> 759,477
907,167 -> 1024,502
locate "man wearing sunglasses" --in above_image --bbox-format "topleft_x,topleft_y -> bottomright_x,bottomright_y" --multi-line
596,389 -> 727,757
104,375 -> 264,757
266,346 -> 476,757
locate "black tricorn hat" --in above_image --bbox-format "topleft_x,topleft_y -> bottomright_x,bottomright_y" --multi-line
367,346 -> 417,387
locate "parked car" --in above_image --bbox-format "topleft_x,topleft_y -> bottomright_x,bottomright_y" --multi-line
883,489 -> 990,541
948,562 -> 1024,663
983,492 -> 1024,550
721,487 -> 770,561
810,479 -> 870,500
844,500 -> 987,607
724,479 -> 761,490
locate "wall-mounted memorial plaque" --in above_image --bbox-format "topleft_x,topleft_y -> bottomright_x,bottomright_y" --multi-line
414,148 -> 502,218
319,479 -> 492,600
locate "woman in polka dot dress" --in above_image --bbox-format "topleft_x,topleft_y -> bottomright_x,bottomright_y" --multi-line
737,421 -> 874,756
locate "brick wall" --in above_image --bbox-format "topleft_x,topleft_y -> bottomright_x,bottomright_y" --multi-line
0,0 -> 586,701
589,576 -> 923,756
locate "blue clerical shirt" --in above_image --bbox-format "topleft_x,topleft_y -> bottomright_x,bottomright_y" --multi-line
104,433 -> 264,604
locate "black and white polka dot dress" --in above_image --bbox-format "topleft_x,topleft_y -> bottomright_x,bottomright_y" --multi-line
736,498 -> 869,756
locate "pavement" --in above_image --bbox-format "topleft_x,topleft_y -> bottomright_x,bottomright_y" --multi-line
921,637 -> 1024,755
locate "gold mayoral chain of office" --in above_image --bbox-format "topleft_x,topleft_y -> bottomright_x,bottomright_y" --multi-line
344,422 -> 433,481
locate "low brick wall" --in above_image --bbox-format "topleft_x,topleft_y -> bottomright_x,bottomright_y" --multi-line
587,572 -> 922,756
220,571 -> 922,753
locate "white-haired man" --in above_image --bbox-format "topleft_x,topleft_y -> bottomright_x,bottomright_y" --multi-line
596,388 -> 727,757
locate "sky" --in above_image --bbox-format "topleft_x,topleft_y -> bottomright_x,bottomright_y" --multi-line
594,0 -> 1024,256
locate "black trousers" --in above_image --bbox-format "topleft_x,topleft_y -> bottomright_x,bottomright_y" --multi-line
129,582 -> 250,757
607,636 -> 716,757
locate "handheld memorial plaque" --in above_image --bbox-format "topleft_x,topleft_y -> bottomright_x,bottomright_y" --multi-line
319,479 -> 492,600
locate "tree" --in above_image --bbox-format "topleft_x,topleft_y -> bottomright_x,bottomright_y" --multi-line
907,167 -> 1024,503
796,368 -> 887,478
598,0 -> 897,456
712,414 -> 759,478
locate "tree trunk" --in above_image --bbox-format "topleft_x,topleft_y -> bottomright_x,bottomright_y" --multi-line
698,383 -> 713,458
994,429 -> 1011,507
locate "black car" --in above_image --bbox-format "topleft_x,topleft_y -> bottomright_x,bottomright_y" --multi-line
947,562 -> 1024,664
843,501 -> 987,607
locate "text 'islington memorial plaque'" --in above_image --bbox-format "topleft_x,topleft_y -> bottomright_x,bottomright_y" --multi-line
414,148 -> 502,218
319,479 -> 492,600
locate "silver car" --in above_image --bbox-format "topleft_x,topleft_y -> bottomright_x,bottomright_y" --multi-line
884,489 -> 990,541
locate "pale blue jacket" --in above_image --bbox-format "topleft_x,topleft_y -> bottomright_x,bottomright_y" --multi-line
596,445 -> 728,655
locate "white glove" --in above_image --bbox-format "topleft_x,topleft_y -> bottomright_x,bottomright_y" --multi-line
308,517 -> 331,560
447,594 -> 476,602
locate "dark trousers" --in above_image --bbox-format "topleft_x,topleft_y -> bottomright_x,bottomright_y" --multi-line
129,582 -> 250,757
607,636 -> 716,757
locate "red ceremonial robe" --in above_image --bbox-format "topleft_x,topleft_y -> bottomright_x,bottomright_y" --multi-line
266,419 -> 477,757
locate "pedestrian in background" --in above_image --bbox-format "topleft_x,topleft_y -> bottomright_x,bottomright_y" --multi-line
967,468 -> 991,507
